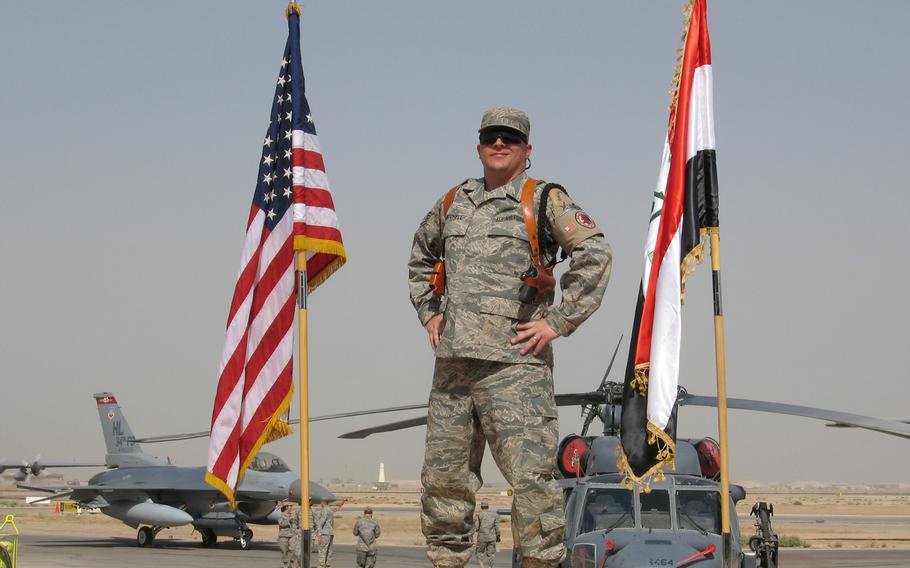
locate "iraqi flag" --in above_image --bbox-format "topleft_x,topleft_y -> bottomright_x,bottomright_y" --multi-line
618,0 -> 719,485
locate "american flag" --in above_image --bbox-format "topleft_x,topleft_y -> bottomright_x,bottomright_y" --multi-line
205,9 -> 345,507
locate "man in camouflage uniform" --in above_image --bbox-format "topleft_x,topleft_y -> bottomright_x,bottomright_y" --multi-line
313,498 -> 335,567
409,107 -> 612,568
474,499 -> 500,568
352,507 -> 381,568
278,501 -> 300,568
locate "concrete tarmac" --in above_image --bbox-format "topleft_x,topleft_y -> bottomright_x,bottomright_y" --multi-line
16,533 -> 910,567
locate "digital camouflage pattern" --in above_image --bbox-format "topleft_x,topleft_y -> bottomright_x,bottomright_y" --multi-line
410,172 -> 611,567
478,107 -> 531,138
313,504 -> 334,567
421,359 -> 566,566
475,508 -> 500,567
278,505 -> 300,568
353,515 -> 381,568
475,508 -> 500,542
475,540 -> 497,567
409,173 -> 612,365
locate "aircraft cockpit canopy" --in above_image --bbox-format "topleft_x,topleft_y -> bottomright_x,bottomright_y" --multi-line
250,452 -> 291,473
576,480 -> 723,536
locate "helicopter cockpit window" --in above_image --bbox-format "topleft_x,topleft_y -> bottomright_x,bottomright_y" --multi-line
249,452 -> 290,473
676,490 -> 721,534
580,488 -> 634,534
639,489 -> 671,530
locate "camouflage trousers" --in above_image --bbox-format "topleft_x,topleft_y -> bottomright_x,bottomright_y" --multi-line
475,540 -> 497,566
317,534 -> 333,566
421,358 -> 566,567
355,550 -> 377,568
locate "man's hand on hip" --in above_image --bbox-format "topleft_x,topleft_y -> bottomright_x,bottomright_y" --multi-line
512,320 -> 559,356
425,313 -> 445,350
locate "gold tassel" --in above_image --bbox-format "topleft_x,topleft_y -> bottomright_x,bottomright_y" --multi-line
629,363 -> 650,397
667,0 -> 697,137
615,421 -> 677,493
264,419 -> 293,443
680,228 -> 708,304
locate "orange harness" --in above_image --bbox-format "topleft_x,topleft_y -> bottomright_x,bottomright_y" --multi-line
430,178 -> 555,302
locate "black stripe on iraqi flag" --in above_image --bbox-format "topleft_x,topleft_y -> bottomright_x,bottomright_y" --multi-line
620,284 -> 681,479
682,148 -> 720,256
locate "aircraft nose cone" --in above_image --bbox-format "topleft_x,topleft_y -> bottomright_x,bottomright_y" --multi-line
289,479 -> 336,505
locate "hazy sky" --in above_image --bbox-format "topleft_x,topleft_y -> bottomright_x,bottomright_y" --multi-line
1,2 -> 908,485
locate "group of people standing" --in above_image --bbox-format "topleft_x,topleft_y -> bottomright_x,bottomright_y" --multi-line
278,498 -> 380,568
278,498 -> 499,568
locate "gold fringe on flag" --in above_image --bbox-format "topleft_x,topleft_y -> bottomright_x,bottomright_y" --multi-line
667,0 -> 696,137
616,421 -> 677,493
629,362 -> 651,397
680,227 -> 708,304
292,236 -> 348,293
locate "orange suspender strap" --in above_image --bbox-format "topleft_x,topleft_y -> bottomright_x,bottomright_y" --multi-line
442,185 -> 459,217
519,178 -> 542,266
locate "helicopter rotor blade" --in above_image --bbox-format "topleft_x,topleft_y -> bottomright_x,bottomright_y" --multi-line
134,403 -> 431,443
338,393 -> 609,439
339,416 -> 429,439
680,394 -> 910,440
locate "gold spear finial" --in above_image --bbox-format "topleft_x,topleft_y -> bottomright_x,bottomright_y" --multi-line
285,2 -> 301,19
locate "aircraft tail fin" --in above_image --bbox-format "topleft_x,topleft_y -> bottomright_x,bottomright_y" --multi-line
93,392 -> 168,468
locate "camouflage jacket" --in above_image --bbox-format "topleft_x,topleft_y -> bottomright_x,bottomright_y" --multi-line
474,510 -> 500,543
278,506 -> 300,538
409,173 -> 612,365
313,505 -> 334,536
352,515 -> 381,552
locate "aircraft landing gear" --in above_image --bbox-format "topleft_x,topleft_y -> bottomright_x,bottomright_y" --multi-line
200,528 -> 217,547
236,527 -> 253,550
136,526 -> 154,547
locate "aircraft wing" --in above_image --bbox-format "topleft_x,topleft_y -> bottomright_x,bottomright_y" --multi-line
680,395 -> 910,440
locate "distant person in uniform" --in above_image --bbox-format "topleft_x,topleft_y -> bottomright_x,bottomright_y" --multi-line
278,501 -> 301,568
474,499 -> 500,568
409,107 -> 612,568
352,507 -> 381,568
314,497 -> 343,567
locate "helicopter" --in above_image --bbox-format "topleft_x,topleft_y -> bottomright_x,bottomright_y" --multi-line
337,341 -> 910,568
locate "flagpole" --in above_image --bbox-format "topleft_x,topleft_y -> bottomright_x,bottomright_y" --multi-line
708,227 -> 733,566
297,251 -> 312,567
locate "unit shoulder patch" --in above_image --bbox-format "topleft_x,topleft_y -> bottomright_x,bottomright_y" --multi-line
548,188 -> 601,253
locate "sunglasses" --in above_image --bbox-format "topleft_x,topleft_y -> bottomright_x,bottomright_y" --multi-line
479,130 -> 526,146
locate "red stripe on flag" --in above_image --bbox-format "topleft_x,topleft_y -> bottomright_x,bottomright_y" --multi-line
211,328 -> 249,420
293,186 -> 336,209
248,234 -> 295,323
211,420 -> 242,480
239,361 -> 293,457
635,1 -> 707,367
242,294 -> 296,395
292,148 -> 326,171
293,225 -> 343,243
306,252 -> 336,281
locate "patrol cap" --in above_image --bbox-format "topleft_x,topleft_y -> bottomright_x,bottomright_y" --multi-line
479,107 -> 530,140
364,507 -> 373,514
480,499 -> 490,508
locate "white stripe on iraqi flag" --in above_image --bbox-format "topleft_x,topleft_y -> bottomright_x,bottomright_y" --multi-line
687,65 -> 715,158
648,223 -> 684,431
